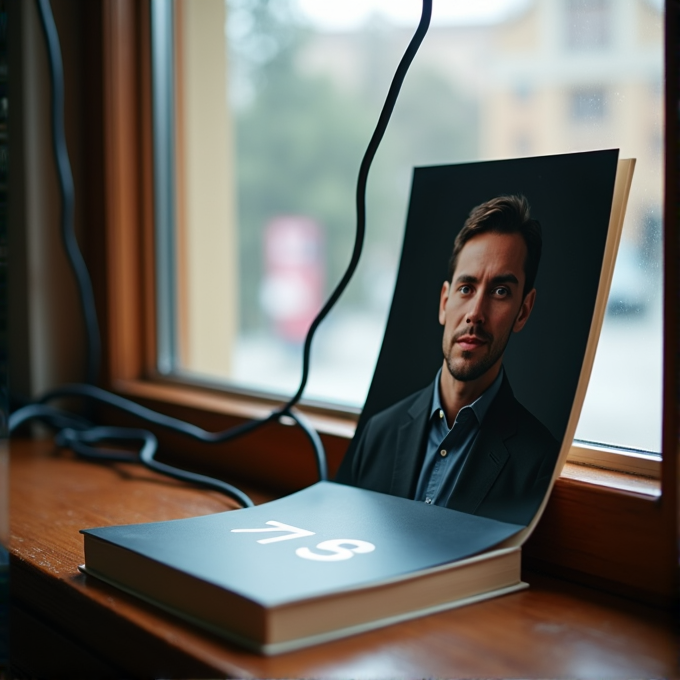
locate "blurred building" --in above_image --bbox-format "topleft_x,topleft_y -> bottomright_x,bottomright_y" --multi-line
299,0 -> 663,254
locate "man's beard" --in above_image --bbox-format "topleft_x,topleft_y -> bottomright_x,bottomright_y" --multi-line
443,324 -> 513,382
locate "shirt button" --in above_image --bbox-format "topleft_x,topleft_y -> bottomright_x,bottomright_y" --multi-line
440,449 -> 447,457
439,409 -> 444,419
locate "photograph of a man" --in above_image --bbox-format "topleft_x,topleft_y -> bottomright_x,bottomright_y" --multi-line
336,195 -> 560,526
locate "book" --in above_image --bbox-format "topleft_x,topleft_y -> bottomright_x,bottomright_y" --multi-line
81,151 -> 635,654
81,481 -> 525,655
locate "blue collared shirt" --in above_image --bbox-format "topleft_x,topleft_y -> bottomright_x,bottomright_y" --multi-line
414,368 -> 503,506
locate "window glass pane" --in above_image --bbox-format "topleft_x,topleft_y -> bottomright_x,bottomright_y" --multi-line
163,0 -> 663,453
566,0 -> 613,50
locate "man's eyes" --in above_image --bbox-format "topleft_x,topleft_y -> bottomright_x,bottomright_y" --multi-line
457,284 -> 511,297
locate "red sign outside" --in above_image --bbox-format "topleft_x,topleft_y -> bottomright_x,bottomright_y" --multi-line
260,216 -> 324,343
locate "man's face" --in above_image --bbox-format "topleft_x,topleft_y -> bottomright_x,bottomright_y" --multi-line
439,231 -> 536,383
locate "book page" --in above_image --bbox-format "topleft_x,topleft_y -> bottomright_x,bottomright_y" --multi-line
337,151 -> 633,538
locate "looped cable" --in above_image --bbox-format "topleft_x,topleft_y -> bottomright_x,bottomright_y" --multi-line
57,426 -> 255,507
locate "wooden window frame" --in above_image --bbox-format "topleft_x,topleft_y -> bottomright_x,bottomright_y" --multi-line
93,0 -> 678,608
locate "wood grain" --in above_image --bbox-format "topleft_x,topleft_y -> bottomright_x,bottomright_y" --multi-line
9,439 -> 677,679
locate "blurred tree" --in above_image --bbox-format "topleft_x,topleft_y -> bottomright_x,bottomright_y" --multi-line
229,1 -> 478,333
231,0 -> 371,331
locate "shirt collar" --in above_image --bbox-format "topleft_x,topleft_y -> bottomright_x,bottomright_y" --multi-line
431,366 -> 504,426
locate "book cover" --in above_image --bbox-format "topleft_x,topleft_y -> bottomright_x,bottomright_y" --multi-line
82,481 -> 524,653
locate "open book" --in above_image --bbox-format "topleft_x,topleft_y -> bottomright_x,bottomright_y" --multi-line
80,150 -> 634,654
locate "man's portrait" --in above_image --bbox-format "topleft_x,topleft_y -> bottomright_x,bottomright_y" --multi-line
336,195 -> 560,526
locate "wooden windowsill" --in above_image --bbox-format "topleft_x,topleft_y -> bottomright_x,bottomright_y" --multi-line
114,377 -> 358,441
560,461 -> 661,497
8,438 -> 676,679
114,376 -> 663,497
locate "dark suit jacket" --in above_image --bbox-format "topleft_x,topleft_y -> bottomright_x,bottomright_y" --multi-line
335,373 -> 560,526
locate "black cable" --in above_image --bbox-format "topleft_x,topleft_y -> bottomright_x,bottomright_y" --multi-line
9,403 -> 92,433
281,0 -> 433,411
34,383 -> 328,484
36,0 -> 101,386
38,383 -> 270,443
57,427 -> 254,507
15,0 -> 432,508
285,409 -> 328,482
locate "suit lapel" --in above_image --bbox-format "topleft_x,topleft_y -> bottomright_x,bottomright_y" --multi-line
446,374 -> 517,515
389,384 -> 432,498
446,427 -> 509,514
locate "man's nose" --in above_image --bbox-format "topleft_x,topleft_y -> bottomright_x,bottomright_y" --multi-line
465,294 -> 485,325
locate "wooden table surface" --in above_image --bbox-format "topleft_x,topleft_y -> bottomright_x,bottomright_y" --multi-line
9,438 -> 677,679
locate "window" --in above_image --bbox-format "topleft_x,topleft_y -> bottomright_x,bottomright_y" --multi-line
569,86 -> 607,121
155,0 -> 664,460
513,82 -> 533,103
566,0 -> 612,50
96,0 -> 676,607
514,132 -> 532,155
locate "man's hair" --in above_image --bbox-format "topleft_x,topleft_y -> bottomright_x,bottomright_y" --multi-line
447,194 -> 542,298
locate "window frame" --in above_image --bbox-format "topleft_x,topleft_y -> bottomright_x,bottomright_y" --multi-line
166,0 -> 664,471
95,0 -> 678,607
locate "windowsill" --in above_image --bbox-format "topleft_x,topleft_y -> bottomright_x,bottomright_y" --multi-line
113,377 -> 662,499
8,437 -> 677,678
114,377 -> 358,440
559,461 -> 661,498
568,441 -> 661,478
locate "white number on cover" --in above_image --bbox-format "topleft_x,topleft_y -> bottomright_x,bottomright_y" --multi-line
231,521 -> 315,544
296,539 -> 376,562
